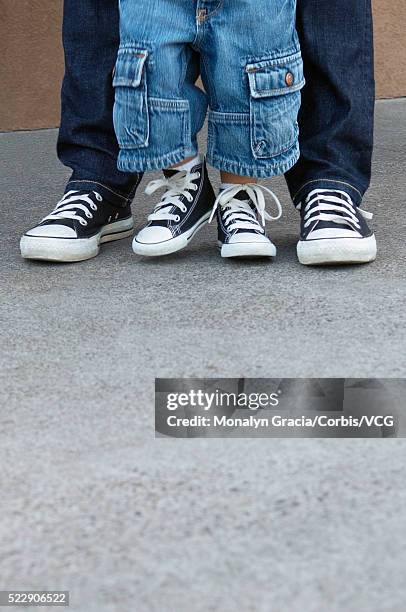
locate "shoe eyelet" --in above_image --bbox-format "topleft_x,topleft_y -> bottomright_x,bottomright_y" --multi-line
175,215 -> 181,222
90,203 -> 97,211
80,219 -> 87,226
181,206 -> 187,213
95,193 -> 103,202
85,212 -> 92,219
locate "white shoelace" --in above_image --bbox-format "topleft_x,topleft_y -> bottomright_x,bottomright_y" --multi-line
42,190 -> 103,226
300,189 -> 373,231
209,184 -> 282,233
145,171 -> 200,222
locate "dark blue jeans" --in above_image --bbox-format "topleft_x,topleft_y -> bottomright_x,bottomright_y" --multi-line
286,0 -> 375,206
57,0 -> 374,208
57,0 -> 140,207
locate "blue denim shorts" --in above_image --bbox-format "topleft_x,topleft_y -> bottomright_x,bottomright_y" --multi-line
113,0 -> 305,178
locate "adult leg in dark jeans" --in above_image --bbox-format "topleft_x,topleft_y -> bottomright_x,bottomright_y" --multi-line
21,0 -> 141,262
287,0 -> 377,265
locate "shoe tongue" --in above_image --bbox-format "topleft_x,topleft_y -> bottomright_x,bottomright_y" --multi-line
163,160 -> 202,179
163,169 -> 179,178
221,188 -> 250,202
234,191 -> 250,201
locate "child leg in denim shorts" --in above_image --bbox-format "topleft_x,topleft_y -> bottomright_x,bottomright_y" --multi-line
113,0 -> 304,258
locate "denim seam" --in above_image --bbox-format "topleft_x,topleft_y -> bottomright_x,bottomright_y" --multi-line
207,148 -> 300,179
200,54 -> 218,108
246,50 -> 303,72
118,41 -> 156,67
149,97 -> 190,110
292,179 -> 363,203
362,0 -> 368,96
66,180 -> 137,203
193,2 -> 224,47
242,46 -> 301,68
179,46 -> 189,99
250,83 -> 304,97
206,0 -> 224,20
209,110 -> 250,125
118,145 -> 198,174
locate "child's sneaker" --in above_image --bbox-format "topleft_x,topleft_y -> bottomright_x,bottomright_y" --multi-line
132,159 -> 215,256
209,184 -> 282,258
296,189 -> 377,265
20,190 -> 134,262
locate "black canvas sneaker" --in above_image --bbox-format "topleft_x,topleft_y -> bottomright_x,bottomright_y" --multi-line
209,184 -> 282,258
20,190 -> 134,262
132,159 -> 215,256
296,188 -> 377,265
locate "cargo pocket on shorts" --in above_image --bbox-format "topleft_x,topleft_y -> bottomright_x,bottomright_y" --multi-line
246,51 -> 305,159
113,47 -> 149,149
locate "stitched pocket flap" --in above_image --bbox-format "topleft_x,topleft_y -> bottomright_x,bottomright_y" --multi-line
113,48 -> 148,88
247,51 -> 305,98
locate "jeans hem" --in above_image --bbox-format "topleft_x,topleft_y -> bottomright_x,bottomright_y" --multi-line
117,145 -> 199,174
292,179 -> 364,206
207,147 -> 300,179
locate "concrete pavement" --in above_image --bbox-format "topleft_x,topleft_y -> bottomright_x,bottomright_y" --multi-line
0,99 -> 405,611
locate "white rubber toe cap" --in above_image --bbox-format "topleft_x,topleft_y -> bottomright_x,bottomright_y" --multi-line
297,234 -> 377,265
221,232 -> 276,258
25,224 -> 77,238
135,226 -> 173,245
307,228 -> 363,240
228,232 -> 271,245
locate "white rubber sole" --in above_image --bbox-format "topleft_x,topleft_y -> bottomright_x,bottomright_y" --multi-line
297,234 -> 377,265
221,240 -> 276,259
20,217 -> 134,262
132,212 -> 210,257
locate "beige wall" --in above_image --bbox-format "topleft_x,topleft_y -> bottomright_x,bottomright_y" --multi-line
0,1 -> 63,131
374,1 -> 406,98
0,0 -> 405,132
